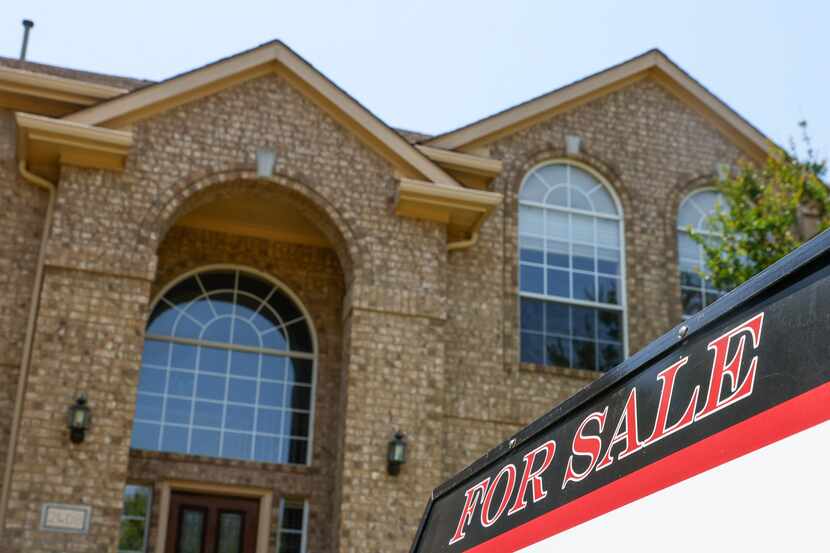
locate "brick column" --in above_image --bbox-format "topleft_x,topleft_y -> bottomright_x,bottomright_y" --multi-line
335,284 -> 447,553
3,264 -> 150,552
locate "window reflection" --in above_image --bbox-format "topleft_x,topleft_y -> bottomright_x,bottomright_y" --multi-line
133,269 -> 315,465
519,163 -> 625,372
117,485 -> 151,553
677,190 -> 727,318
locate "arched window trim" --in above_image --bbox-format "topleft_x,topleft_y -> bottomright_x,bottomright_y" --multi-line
676,187 -> 726,319
676,185 -> 725,234
518,159 -> 629,369
140,264 -> 319,466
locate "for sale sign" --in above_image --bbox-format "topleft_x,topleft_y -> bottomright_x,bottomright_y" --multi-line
411,231 -> 830,552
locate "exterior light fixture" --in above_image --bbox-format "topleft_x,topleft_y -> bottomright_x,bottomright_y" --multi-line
256,148 -> 278,178
67,394 -> 91,444
565,135 -> 582,156
716,162 -> 730,181
387,431 -> 407,476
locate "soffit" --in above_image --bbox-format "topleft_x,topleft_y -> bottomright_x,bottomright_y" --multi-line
395,179 -> 502,237
176,196 -> 331,248
16,112 -> 132,180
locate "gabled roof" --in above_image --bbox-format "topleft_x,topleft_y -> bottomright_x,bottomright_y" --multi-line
63,40 -> 458,185
423,49 -> 772,161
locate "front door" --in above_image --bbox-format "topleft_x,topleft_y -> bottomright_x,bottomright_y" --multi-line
165,492 -> 259,553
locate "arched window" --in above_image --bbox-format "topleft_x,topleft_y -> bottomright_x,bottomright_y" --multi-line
131,268 -> 315,465
677,189 -> 726,318
519,162 -> 625,372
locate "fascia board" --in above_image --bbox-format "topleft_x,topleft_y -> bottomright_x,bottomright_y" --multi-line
63,45 -> 279,127
416,145 -> 503,177
395,178 -> 502,234
62,42 -> 459,186
0,66 -> 127,106
16,112 -> 133,172
424,54 -> 655,151
424,50 -> 771,162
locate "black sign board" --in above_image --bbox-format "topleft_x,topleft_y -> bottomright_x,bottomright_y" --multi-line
411,230 -> 830,552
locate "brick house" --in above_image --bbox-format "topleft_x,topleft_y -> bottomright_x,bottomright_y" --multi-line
0,40 -> 770,553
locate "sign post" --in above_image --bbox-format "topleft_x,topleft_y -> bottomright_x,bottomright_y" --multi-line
411,229 -> 830,552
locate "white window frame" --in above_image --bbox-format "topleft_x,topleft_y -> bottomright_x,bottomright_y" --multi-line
518,159 -> 629,368
677,188 -> 726,319
137,264 -> 319,466
118,484 -> 153,553
276,498 -> 309,553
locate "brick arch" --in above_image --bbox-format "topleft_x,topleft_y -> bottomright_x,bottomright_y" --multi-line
143,169 -> 368,288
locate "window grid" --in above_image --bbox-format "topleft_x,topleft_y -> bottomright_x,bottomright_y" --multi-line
518,198 -> 621,220
132,419 -> 311,442
277,499 -> 308,553
217,270 -> 239,461
519,290 -> 623,313
151,273 -> 313,354
117,485 -> 152,553
250,329 -> 263,460
520,298 -> 623,371
132,269 -> 315,466
677,190 -> 726,318
519,163 -> 625,372
143,335 -> 316,359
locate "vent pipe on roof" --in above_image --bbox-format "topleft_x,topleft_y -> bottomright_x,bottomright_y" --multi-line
19,19 -> 34,61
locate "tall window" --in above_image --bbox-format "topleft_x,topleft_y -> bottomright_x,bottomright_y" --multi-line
132,268 -> 315,465
277,499 -> 308,553
519,162 -> 625,372
677,190 -> 726,317
117,485 -> 152,553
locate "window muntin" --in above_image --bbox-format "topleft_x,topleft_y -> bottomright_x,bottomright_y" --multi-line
132,268 -> 315,465
677,190 -> 726,317
519,163 -> 625,372
277,500 -> 308,553
118,485 -> 152,553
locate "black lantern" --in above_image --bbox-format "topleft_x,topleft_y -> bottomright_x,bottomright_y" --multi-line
67,394 -> 91,444
387,431 -> 407,476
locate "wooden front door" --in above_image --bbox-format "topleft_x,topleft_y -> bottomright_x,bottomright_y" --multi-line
166,492 -> 259,553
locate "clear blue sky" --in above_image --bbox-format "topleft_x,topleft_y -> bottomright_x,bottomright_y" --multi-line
2,1 -> 827,159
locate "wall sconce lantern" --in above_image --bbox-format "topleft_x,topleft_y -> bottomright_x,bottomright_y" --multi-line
387,431 -> 407,476
256,147 -> 278,178
67,394 -> 91,444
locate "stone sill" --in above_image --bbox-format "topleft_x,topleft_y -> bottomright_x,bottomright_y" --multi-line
129,448 -> 320,475
518,361 -> 603,381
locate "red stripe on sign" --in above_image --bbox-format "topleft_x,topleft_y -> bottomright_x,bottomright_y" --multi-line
467,381 -> 830,553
